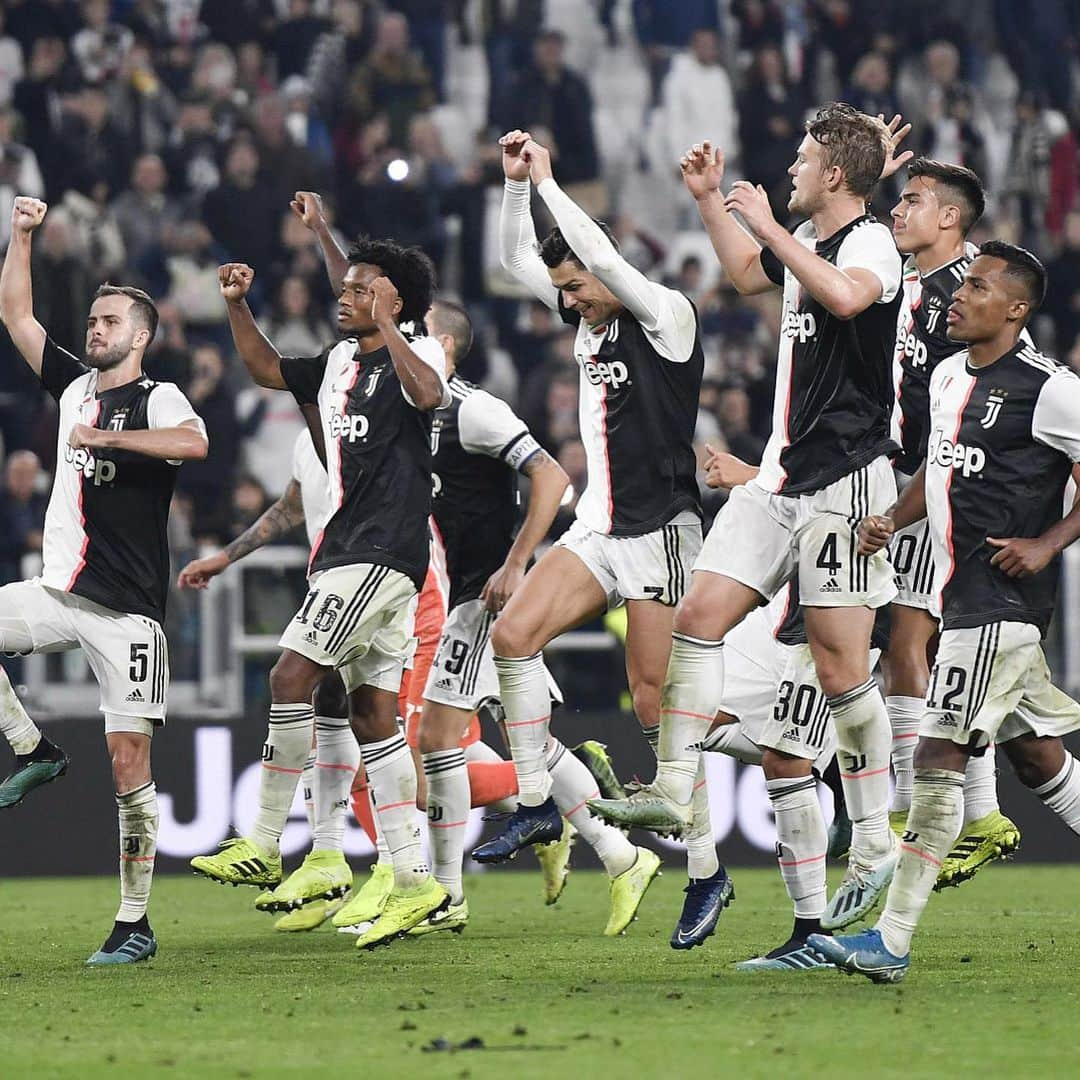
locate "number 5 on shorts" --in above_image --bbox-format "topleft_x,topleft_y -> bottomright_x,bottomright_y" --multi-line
129,643 -> 149,682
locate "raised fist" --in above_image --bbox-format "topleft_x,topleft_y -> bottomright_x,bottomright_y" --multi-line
218,263 -> 255,303
11,196 -> 47,234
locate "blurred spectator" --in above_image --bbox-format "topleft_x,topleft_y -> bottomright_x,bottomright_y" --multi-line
0,450 -> 46,585
387,0 -> 449,101
480,0 -> 543,111
143,300 -> 192,386
201,138 -> 282,269
71,0 -> 133,85
496,29 -> 600,202
236,385 -> 307,498
715,384 -> 766,463
235,40 -> 274,103
228,473 -> 270,537
308,0 -> 377,125
261,275 -> 332,357
164,219 -> 229,335
272,0 -> 331,80
29,208 -> 94,356
110,153 -> 181,269
0,103 -> 44,248
738,44 -> 806,217
281,76 -> 333,168
57,82 -> 132,197
807,0 -> 872,86
653,29 -> 738,179
249,91 -> 324,195
845,52 -> 899,120
176,342 -> 240,541
347,11 -> 435,148
163,94 -> 222,197
0,9 -> 25,107
729,1 -> 785,53
197,0 -> 277,51
13,36 -> 69,194
1045,211 -> 1080,356
1005,95 -> 1057,252
632,0 -> 721,103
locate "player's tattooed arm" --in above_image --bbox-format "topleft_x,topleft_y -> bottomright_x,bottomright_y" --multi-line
178,480 -> 306,588
682,142 -> 774,297
481,449 -> 569,612
988,463 -> 1080,578
219,263 -> 288,389
290,192 -> 349,294
69,419 -> 208,461
369,277 -> 446,411
858,463 -> 927,555
0,196 -> 48,375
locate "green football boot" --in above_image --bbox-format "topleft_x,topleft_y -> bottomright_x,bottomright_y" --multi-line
190,837 -> 282,888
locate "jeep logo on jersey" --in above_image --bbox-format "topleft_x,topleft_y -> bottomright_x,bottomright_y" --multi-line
897,323 -> 928,368
927,430 -> 986,477
584,358 -> 629,389
328,412 -> 370,442
781,309 -> 817,343
65,445 -> 117,486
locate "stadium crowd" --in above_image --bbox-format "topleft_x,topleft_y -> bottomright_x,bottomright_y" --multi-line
0,0 -> 1077,576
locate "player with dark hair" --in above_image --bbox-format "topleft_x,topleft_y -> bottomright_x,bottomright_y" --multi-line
887,158 -> 1023,886
478,127 -> 716,937
596,104 -> 912,943
0,196 -> 208,965
814,242 -> 1080,982
189,219 -> 456,949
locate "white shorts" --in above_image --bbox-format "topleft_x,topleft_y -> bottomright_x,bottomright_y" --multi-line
714,603 -> 789,747
279,564 -> 416,694
756,644 -> 839,763
890,509 -> 937,614
920,622 -> 1080,749
696,457 -> 897,609
0,579 -> 167,730
422,598 -> 562,711
556,514 -> 703,610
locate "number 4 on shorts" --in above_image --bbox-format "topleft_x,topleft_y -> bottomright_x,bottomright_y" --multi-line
816,532 -> 841,575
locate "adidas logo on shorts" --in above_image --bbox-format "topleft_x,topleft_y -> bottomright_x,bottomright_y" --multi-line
303,631 -> 319,645
125,688 -> 145,702
819,578 -> 841,594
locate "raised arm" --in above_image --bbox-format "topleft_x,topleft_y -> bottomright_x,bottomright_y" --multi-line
482,449 -> 569,612
498,132 -> 558,310
219,263 -> 287,389
0,197 -> 48,375
370,277 -> 447,412
681,142 -> 775,297
724,181 -> 888,319
178,478 -> 306,589
290,191 -> 349,295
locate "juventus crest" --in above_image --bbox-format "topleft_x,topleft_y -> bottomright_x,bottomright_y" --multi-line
980,391 -> 1006,429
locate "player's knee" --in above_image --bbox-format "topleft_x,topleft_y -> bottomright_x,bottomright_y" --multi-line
269,653 -> 320,703
761,747 -> 810,780
312,673 -> 348,719
491,609 -> 537,658
883,647 -> 929,698
109,739 -> 150,791
673,587 -> 722,640
813,653 -> 867,700
1002,735 -> 1062,789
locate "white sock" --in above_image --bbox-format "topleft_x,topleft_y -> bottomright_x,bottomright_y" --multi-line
829,680 -> 893,862
547,738 -> 636,877
962,747 -> 999,825
312,716 -> 360,852
360,732 -> 428,889
116,781 -> 158,922
301,750 -> 316,832
701,723 -> 764,765
422,747 -> 469,904
876,769 -> 965,957
464,739 -> 517,812
251,703 -> 315,856
886,695 -> 922,813
767,775 -> 827,919
685,756 -> 719,880
640,722 -> 659,756
494,654 -> 551,806
1033,755 -> 1080,834
372,787 -> 392,866
0,665 -> 40,756
655,633 -> 724,805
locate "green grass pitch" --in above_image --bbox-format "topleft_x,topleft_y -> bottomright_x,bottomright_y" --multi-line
2,864 -> 1078,1078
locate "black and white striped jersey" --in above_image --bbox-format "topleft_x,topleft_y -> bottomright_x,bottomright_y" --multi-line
757,215 -> 902,496
431,376 -> 542,609
281,335 -> 449,590
558,295 -> 704,536
891,248 -> 975,476
926,342 -> 1080,634
38,337 -> 203,623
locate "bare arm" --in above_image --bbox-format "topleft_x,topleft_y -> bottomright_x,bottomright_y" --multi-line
680,143 -> 774,296
0,198 -> 48,375
703,445 -> 759,490
481,450 -> 569,612
219,264 -> 287,389
70,419 -> 208,461
725,182 -> 885,319
178,479 -> 305,588
290,191 -> 349,295
370,278 -> 446,412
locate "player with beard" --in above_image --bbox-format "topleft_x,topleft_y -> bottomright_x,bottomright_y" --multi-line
0,196 -> 208,965
887,159 -> 1021,886
813,243 -> 1080,982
